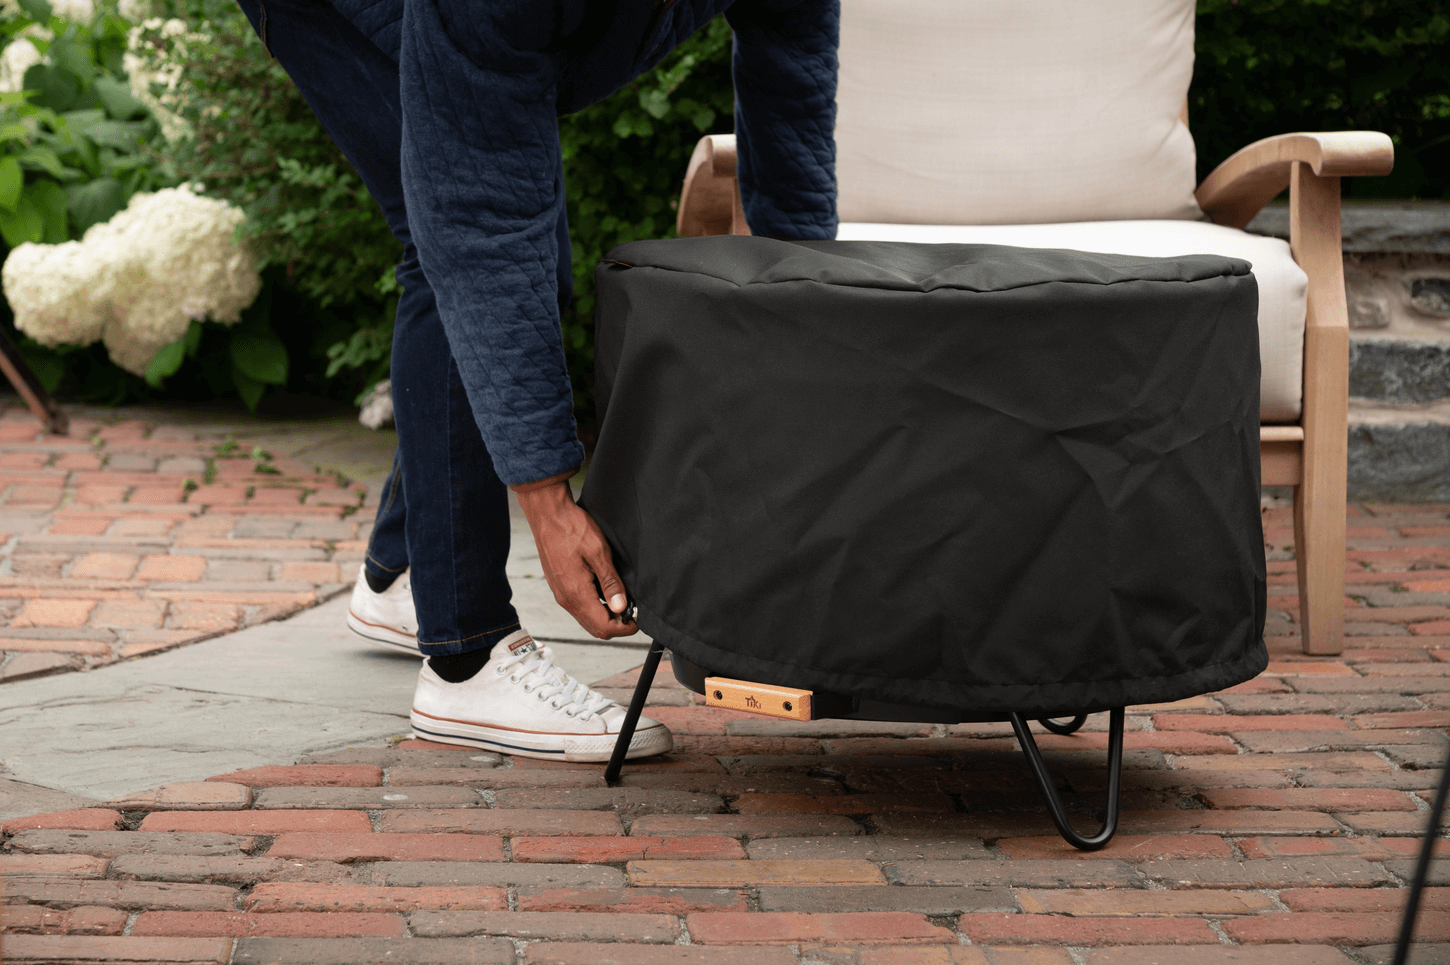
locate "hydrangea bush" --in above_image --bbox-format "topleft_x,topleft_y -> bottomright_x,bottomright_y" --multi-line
3,184 -> 259,375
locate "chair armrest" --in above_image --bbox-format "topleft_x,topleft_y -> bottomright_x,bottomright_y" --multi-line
677,134 -> 750,237
1195,132 -> 1393,229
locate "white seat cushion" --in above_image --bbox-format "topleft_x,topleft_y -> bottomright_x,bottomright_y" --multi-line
836,220 -> 1308,423
836,0 -> 1201,226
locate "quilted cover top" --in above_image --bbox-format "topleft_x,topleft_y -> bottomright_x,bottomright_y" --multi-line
583,236 -> 1268,716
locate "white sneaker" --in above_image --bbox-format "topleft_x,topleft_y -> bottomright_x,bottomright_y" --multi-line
409,630 -> 673,762
346,564 -> 420,655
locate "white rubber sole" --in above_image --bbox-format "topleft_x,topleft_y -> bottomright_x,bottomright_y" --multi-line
346,609 -> 423,656
409,707 -> 673,762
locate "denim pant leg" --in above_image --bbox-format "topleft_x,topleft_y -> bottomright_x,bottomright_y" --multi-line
234,0 -> 519,654
365,451 -> 407,585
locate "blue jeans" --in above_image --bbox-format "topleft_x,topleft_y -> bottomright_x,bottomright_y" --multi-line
234,0 -> 575,655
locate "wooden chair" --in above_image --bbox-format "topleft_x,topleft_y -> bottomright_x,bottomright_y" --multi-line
675,0 -> 1392,656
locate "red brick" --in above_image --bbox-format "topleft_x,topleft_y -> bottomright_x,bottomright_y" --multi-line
1280,887 -> 1450,913
0,637 -> 112,656
1109,809 -> 1343,835
0,935 -> 232,962
129,910 -> 403,938
53,453 -> 102,470
1153,713 -> 1348,732
410,910 -> 679,943
208,764 -> 383,788
2,878 -> 238,910
995,833 -> 1233,861
135,555 -> 208,582
12,598 -> 96,627
643,705 -> 764,735
107,783 -> 251,811
246,882 -> 507,913
1235,836 -> 1397,861
90,599 -> 167,629
1081,948 -> 1364,965
278,561 -> 340,583
378,808 -> 622,836
512,835 -> 744,863
140,810 -> 372,834
189,485 -> 248,506
1,905 -> 128,935
47,517 -> 114,535
1351,710 -> 1450,729
69,553 -> 139,580
686,911 -> 952,945
629,813 -> 861,838
389,767 -> 604,788
1414,620 -> 1450,635
1199,787 -> 1417,812
130,486 -> 186,504
1017,889 -> 1274,915
1224,910 -> 1450,944
1337,811 -> 1440,835
959,914 -> 1217,946
522,945 -> 799,965
516,887 -> 749,914
9,485 -> 63,505
266,831 -> 504,863
628,859 -> 884,887
167,602 -> 242,632
249,487 -> 306,505
1,809 -> 123,833
733,793 -> 954,814
0,854 -> 110,877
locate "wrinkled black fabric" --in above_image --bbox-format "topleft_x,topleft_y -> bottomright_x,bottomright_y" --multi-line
582,237 -> 1268,715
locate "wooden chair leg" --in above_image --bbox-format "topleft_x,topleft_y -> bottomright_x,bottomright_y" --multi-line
1289,164 -> 1348,656
0,328 -> 67,435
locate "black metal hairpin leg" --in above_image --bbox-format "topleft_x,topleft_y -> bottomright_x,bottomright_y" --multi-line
604,639 -> 665,785
1038,714 -> 1088,736
1010,706 -> 1124,851
1392,737 -> 1450,965
0,328 -> 66,434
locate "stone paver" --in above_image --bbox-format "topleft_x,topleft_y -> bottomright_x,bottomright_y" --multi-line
0,406 -> 373,683
5,451 -> 1450,959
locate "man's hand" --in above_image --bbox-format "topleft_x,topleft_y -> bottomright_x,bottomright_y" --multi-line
514,477 -> 638,639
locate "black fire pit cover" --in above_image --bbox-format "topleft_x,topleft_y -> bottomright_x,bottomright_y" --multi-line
581,236 -> 1267,716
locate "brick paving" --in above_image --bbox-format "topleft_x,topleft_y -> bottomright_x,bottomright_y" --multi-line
4,436 -> 1450,960
0,406 -> 372,684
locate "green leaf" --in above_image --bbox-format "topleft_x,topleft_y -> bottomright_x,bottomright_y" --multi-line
27,178 -> 67,241
81,120 -> 147,151
184,319 -> 203,358
0,157 -> 22,212
144,337 -> 185,388
230,295 -> 289,386
17,145 -> 68,180
0,123 -> 33,143
231,366 -> 266,412
0,193 -> 43,246
64,176 -> 121,234
16,0 -> 53,22
92,76 -> 145,120
18,343 -> 64,393
46,38 -> 93,83
22,64 -> 78,113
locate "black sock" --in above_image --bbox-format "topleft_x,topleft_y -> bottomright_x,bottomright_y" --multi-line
429,647 -> 493,683
364,569 -> 396,593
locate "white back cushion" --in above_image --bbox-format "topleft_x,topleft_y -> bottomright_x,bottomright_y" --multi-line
836,0 -> 1203,226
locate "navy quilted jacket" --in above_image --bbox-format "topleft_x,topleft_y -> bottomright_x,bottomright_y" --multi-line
333,0 -> 839,485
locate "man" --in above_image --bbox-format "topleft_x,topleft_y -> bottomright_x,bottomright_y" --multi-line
237,0 -> 839,761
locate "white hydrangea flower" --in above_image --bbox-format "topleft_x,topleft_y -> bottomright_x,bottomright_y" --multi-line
116,0 -> 151,21
50,0 -> 92,21
0,34 -> 45,95
2,185 -> 261,375
0,0 -> 24,20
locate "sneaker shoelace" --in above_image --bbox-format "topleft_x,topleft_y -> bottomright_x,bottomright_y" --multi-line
495,645 -> 613,721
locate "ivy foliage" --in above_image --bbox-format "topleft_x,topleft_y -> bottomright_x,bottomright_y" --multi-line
1193,0 -> 1450,198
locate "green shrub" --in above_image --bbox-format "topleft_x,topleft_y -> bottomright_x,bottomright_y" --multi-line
1193,0 -> 1450,199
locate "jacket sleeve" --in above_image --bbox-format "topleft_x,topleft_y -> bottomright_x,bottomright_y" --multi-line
396,0 -> 584,487
726,0 -> 839,240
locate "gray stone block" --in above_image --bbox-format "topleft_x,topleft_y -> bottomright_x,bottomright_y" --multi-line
1348,423 -> 1450,502
1350,339 -> 1450,403
1247,200 -> 1450,253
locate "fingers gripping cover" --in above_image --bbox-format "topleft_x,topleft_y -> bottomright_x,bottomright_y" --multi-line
582,237 -> 1268,716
